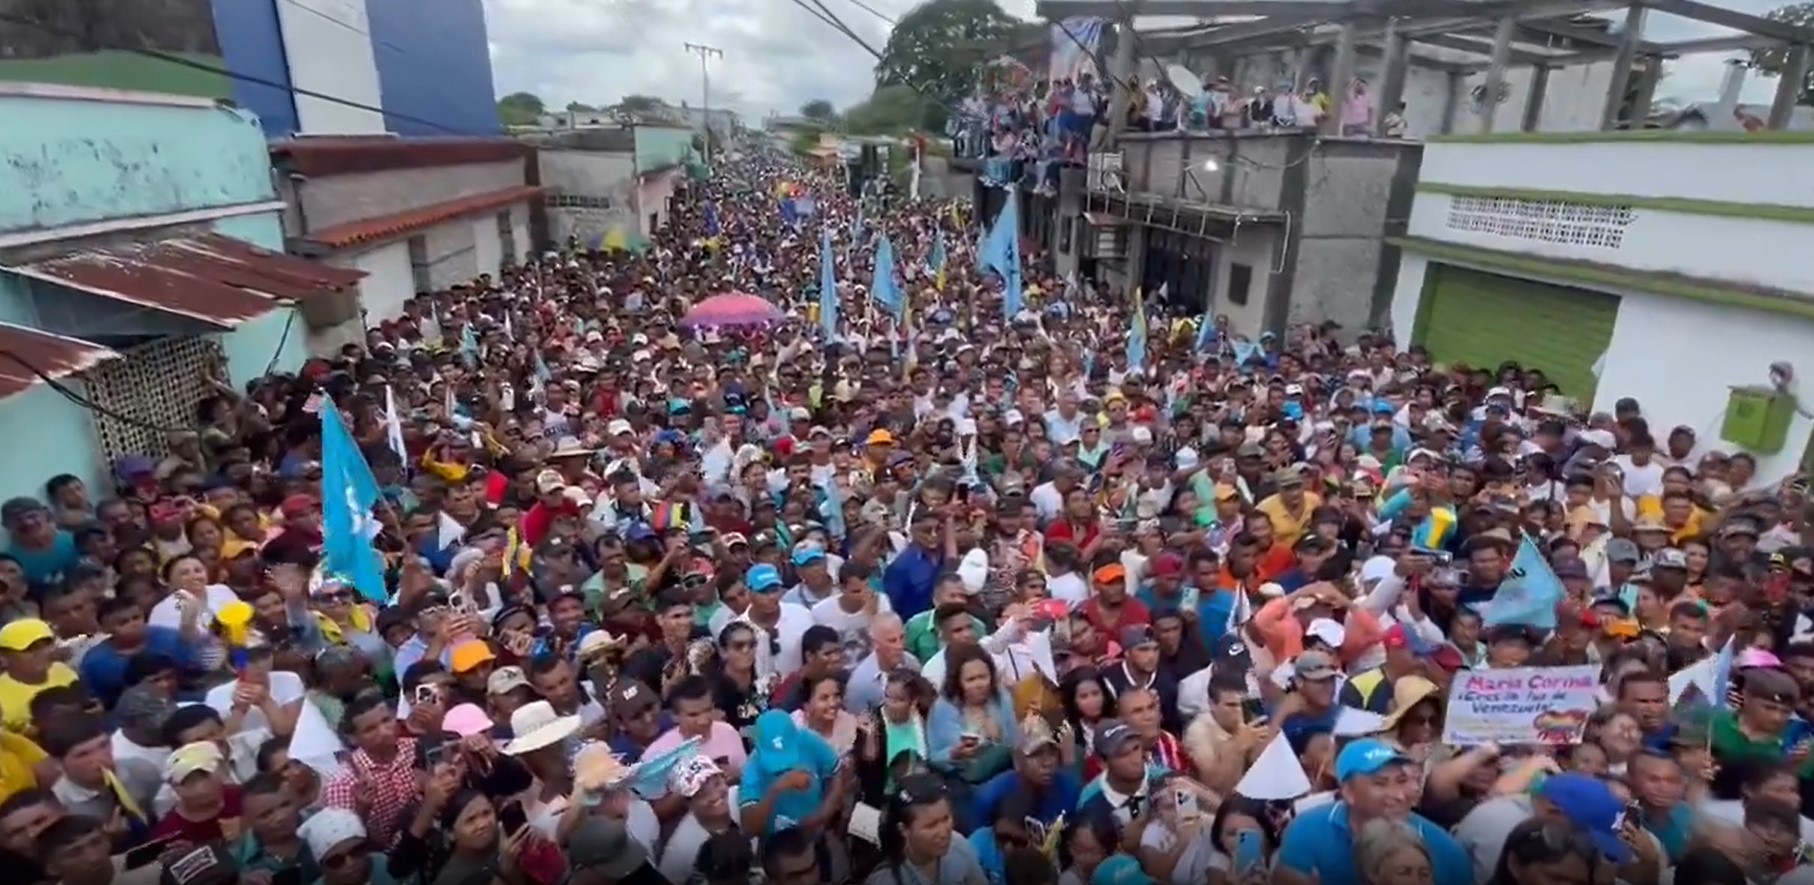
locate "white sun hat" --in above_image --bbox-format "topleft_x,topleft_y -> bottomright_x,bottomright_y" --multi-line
503,700 -> 581,756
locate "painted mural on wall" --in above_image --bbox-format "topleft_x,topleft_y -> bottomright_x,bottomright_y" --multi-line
0,0 -> 232,98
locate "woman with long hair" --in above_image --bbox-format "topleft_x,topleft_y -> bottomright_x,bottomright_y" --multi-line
862,773 -> 989,885
1055,815 -> 1118,885
711,620 -> 767,739
929,645 -> 1019,784
1059,667 -> 1111,781
430,789 -> 565,885
793,671 -> 858,754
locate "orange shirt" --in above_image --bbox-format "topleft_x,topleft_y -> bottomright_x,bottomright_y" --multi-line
1250,597 -> 1384,668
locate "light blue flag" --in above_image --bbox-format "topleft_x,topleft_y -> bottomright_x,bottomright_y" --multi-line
929,231 -> 947,281
1481,535 -> 1565,631
320,399 -> 388,604
1711,638 -> 1737,709
459,322 -> 479,369
818,227 -> 838,340
981,191 -> 1023,319
851,206 -> 865,246
533,351 -> 553,382
1231,341 -> 1264,370
1195,311 -> 1215,352
821,477 -> 847,542
1125,309 -> 1147,370
871,236 -> 903,317
626,737 -> 702,798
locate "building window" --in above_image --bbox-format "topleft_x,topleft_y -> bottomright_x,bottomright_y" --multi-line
1444,195 -> 1632,250
1228,262 -> 1253,306
544,192 -> 615,209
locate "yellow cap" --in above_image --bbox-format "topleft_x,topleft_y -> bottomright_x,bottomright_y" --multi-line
451,640 -> 497,674
163,741 -> 224,784
0,619 -> 53,652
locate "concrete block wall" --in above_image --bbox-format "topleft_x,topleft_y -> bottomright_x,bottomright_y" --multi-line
297,160 -> 524,230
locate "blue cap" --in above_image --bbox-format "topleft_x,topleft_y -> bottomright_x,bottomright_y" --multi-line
1537,773 -> 1634,865
746,564 -> 783,593
1091,855 -> 1155,885
1372,400 -> 1396,414
791,547 -> 826,567
751,709 -> 805,775
1334,738 -> 1410,781
622,522 -> 657,542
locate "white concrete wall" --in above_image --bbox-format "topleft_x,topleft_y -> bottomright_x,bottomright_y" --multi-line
1389,255 -> 1812,482
1418,140 -> 1814,206
278,0 -> 387,135
351,240 -> 415,322
1598,289 -> 1814,483
510,204 -> 530,261
473,214 -> 502,281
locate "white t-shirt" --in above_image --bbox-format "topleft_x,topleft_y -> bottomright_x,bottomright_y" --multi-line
708,603 -> 813,680
147,584 -> 240,631
655,790 -> 742,885
811,595 -> 894,658
1047,572 -> 1089,606
1611,455 -> 1666,499
204,671 -> 307,734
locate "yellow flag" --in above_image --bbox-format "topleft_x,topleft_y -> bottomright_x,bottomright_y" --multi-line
601,228 -> 628,253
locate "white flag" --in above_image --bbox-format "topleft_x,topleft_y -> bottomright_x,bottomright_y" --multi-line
383,385 -> 408,468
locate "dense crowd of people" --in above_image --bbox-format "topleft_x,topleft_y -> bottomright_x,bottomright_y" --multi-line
0,134 -> 1810,885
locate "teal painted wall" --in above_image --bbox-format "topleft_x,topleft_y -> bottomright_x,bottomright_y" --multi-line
210,212 -> 305,384
0,385 -> 105,529
0,95 -> 274,235
210,211 -> 285,250
633,126 -> 697,174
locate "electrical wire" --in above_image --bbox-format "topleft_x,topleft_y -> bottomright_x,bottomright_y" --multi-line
0,9 -> 478,137
0,349 -> 204,433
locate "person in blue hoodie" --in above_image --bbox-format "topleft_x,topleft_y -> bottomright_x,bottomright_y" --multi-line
969,714 -> 1081,835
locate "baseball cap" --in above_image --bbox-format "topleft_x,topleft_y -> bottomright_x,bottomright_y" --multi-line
746,563 -> 783,593
450,640 -> 496,674
1605,538 -> 1641,565
442,703 -> 494,738
1016,714 -> 1061,756
1092,719 -> 1142,759
164,741 -> 225,784
791,545 -> 826,567
1091,854 -> 1156,885
1653,548 -> 1688,570
1536,773 -> 1635,864
750,710 -> 810,774
1119,624 -> 1158,650
1149,553 -> 1185,578
609,679 -> 659,718
1293,649 -> 1339,681
487,665 -> 531,696
1305,618 -> 1347,649
1334,737 -> 1410,781
0,618 -> 53,652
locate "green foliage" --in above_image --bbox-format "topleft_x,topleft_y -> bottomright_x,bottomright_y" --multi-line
618,94 -> 666,113
1751,3 -> 1814,105
800,99 -> 839,121
844,84 -> 938,134
566,101 -> 598,112
498,91 -> 544,126
875,0 -> 1018,120
789,126 -> 827,156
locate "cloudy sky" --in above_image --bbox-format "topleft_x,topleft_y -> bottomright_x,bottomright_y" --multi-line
482,0 -> 1792,119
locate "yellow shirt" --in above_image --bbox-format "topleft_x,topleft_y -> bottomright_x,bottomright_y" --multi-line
1635,495 -> 1710,543
0,730 -> 45,804
1256,492 -> 1324,549
0,663 -> 78,733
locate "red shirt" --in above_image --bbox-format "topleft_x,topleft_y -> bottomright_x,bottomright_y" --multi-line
1044,518 -> 1100,550
151,787 -> 242,844
1077,597 -> 1152,638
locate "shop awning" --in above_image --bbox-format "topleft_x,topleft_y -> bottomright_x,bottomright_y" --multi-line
4,234 -> 367,329
298,185 -> 543,251
0,322 -> 119,399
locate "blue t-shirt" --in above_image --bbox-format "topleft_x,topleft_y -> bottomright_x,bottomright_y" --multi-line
1277,802 -> 1471,885
8,531 -> 78,588
740,727 -> 839,837
1277,703 -> 1341,751
970,769 -> 1080,835
80,627 -> 197,706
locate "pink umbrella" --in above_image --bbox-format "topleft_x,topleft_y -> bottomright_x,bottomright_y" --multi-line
679,292 -> 784,328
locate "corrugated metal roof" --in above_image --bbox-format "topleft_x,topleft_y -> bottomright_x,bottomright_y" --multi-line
6,235 -> 367,329
270,137 -> 531,176
299,185 -> 543,250
0,322 -> 119,399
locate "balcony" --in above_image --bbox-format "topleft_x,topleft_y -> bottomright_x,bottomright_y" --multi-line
1107,130 -> 1423,217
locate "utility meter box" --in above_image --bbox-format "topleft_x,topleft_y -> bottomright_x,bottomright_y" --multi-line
1720,385 -> 1794,454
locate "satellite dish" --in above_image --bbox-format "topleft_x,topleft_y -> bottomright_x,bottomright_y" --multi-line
1166,64 -> 1203,98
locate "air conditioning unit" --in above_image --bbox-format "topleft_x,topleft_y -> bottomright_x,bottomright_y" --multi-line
1087,152 -> 1125,193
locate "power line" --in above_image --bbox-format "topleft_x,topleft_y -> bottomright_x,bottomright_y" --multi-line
831,0 -> 898,26
0,10 -> 480,137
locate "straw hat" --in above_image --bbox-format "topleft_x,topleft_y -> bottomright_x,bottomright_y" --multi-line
1376,676 -> 1441,732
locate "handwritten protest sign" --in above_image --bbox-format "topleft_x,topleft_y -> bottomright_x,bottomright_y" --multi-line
1442,665 -> 1598,745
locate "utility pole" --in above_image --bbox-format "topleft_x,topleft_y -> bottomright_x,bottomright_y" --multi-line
683,42 -> 723,165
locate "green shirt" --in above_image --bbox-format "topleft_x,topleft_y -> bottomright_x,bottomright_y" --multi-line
904,610 -> 988,664
1709,709 -> 1814,775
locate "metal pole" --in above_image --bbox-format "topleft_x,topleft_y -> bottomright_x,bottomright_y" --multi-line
1598,4 -> 1646,130
1769,45 -> 1811,129
684,42 -> 724,164
1478,15 -> 1516,134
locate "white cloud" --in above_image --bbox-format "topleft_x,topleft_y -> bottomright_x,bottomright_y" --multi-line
483,0 -> 1796,118
484,0 -> 1037,119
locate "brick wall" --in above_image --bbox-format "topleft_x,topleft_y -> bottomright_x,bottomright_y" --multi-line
297,159 -> 526,231
421,219 -> 479,290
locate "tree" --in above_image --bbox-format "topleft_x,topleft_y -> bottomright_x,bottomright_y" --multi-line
566,101 -> 598,112
618,94 -> 667,113
843,84 -> 937,134
800,99 -> 838,121
1751,3 -> 1814,105
497,91 -> 544,126
875,0 -> 1020,119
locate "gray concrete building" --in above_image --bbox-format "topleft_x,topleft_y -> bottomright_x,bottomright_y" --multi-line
526,129 -> 640,250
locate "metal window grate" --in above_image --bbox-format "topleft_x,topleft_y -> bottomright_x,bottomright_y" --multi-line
1444,195 -> 1633,249
84,336 -> 219,466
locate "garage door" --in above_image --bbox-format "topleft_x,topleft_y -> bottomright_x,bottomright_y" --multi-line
1414,265 -> 1620,403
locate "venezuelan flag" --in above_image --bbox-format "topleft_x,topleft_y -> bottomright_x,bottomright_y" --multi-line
1413,505 -> 1457,551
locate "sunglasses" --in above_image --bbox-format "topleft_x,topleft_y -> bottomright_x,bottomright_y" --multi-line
321,845 -> 370,870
